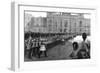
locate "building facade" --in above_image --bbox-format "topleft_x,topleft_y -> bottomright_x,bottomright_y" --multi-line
25,16 -> 48,33
24,13 -> 33,32
47,12 -> 90,35
25,12 -> 90,35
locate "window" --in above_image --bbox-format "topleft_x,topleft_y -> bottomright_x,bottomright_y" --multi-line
49,24 -> 52,27
43,18 -> 47,27
80,29 -> 81,32
64,29 -> 67,32
79,21 -> 82,27
60,29 -> 62,32
75,22 -> 76,26
49,19 -> 52,24
60,21 -> 62,27
54,21 -> 57,29
64,20 -> 68,27
49,24 -> 52,32
37,24 -> 39,26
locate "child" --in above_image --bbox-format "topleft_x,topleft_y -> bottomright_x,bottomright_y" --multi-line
70,42 -> 79,59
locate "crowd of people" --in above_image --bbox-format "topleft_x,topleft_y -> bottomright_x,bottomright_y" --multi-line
24,37 -> 48,59
24,32 -> 90,60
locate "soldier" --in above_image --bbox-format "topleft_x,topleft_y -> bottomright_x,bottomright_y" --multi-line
38,42 -> 47,58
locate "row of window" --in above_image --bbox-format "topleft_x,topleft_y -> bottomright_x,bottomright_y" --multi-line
48,19 -> 84,28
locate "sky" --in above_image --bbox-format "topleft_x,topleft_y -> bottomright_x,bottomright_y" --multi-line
25,11 -> 47,17
25,11 -> 91,18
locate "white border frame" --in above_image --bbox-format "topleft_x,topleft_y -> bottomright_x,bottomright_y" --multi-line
11,2 -> 97,71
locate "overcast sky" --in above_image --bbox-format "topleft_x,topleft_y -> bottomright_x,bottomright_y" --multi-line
25,11 -> 47,17
25,11 -> 91,18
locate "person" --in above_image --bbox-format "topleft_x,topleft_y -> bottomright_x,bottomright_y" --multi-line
82,33 -> 87,41
77,33 -> 90,59
31,39 -> 36,57
87,42 -> 90,58
69,42 -> 79,59
35,38 -> 41,57
61,38 -> 65,45
77,48 -> 88,59
31,38 -> 39,57
38,42 -> 47,58
26,36 -> 33,59
24,39 -> 28,57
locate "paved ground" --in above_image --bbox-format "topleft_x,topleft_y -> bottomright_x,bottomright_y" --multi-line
24,41 -> 73,62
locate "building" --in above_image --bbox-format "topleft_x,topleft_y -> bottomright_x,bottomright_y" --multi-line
25,16 -> 48,33
24,13 -> 33,32
25,12 -> 90,35
47,12 -> 90,35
